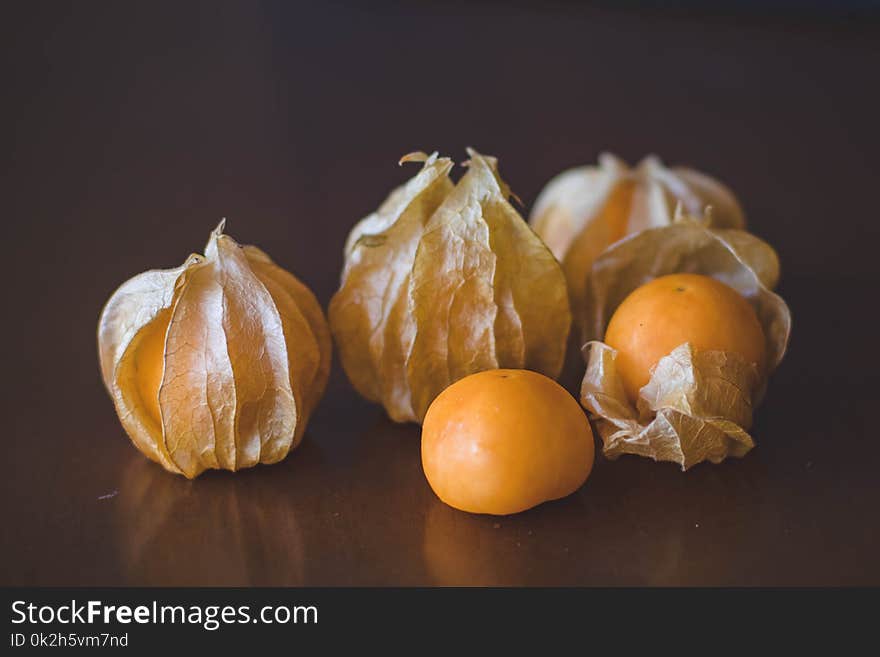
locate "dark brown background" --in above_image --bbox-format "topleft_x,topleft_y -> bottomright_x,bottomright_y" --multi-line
2,1 -> 879,586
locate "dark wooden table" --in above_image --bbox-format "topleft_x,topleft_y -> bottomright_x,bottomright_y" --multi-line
3,1 -> 878,586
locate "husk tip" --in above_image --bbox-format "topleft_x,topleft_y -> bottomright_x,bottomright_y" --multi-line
639,153 -> 663,171
399,151 -> 436,166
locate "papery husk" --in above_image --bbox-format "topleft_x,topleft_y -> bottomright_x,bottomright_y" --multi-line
98,222 -> 331,478
579,212 -> 791,470
530,153 -> 745,333
329,149 -> 571,423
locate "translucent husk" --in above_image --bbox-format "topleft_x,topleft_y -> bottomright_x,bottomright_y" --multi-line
579,212 -> 791,470
98,222 -> 331,478
329,149 -> 571,423
530,153 -> 745,333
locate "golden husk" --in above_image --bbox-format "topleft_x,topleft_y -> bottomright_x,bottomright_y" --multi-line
530,154 -> 745,333
579,213 -> 791,470
97,222 -> 331,478
329,149 -> 571,423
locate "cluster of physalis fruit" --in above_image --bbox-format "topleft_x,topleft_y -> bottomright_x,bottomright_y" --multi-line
98,149 -> 790,515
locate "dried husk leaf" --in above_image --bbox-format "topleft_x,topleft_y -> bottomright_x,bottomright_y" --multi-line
98,222 -> 331,478
243,244 -> 332,436
530,153 -> 745,332
579,213 -> 791,470
330,152 -> 454,422
329,149 -> 571,423
98,260 -> 197,474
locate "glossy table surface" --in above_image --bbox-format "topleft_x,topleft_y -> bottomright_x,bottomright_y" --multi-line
3,1 -> 879,586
